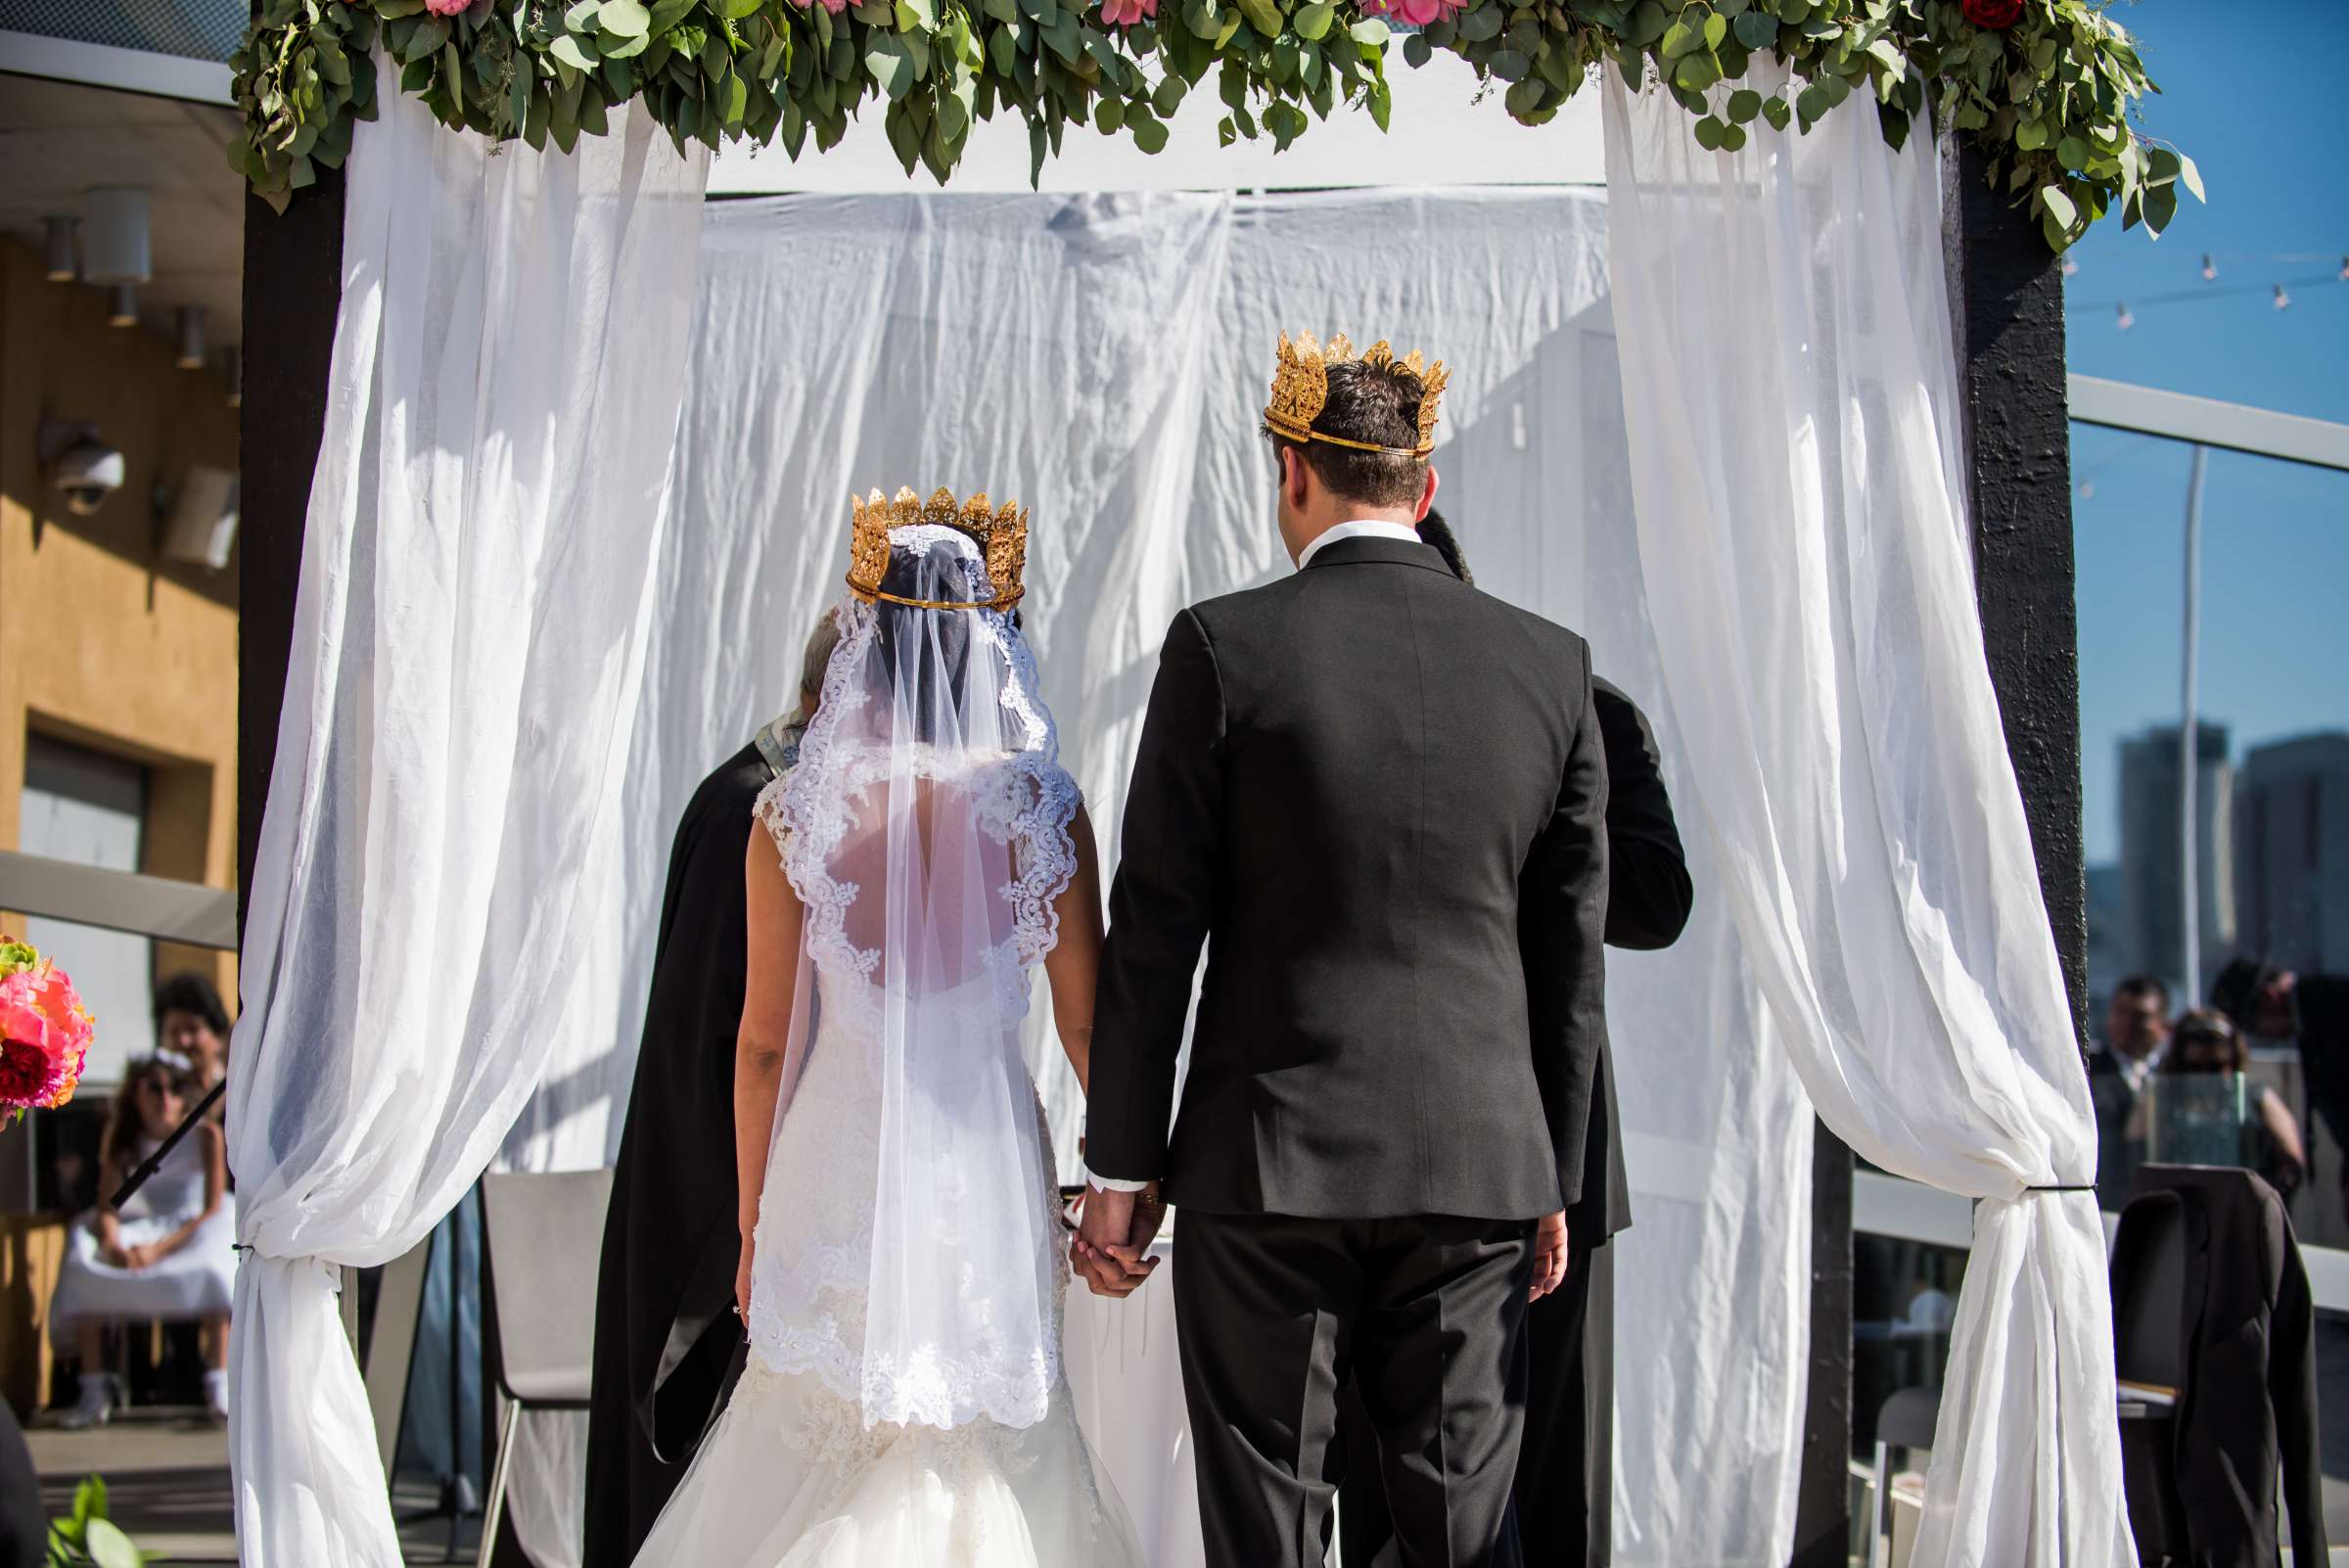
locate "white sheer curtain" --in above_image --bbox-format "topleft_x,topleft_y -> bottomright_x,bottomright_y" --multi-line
224,82 -> 709,1568
1604,67 -> 2131,1568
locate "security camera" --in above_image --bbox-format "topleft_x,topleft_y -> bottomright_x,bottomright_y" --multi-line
52,437 -> 126,516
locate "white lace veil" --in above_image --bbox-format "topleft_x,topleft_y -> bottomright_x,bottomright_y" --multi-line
758,522 -> 1079,1431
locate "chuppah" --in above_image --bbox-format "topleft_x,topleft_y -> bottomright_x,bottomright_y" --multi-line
217,0 -> 2188,1563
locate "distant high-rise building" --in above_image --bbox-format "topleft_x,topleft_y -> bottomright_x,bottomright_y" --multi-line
2117,722 -> 2234,1003
2085,861 -> 2126,1019
2236,732 -> 2349,976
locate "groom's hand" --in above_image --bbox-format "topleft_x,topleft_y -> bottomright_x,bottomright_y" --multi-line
1530,1211 -> 1569,1301
1073,1183 -> 1164,1297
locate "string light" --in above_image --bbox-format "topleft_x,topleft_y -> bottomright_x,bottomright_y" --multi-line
2116,301 -> 2135,331
2062,255 -> 2080,278
2200,254 -> 2217,281
2275,283 -> 2292,310
2339,254 -> 2349,282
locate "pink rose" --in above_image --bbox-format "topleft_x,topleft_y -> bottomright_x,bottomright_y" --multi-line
1101,0 -> 1157,24
1363,0 -> 1464,25
790,0 -> 852,14
423,0 -> 473,15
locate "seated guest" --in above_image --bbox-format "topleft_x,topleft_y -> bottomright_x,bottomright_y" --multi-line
2141,1008 -> 2305,1199
2089,975 -> 2169,1207
2214,957 -> 2349,1218
48,1051 -> 235,1426
154,971 -> 232,1104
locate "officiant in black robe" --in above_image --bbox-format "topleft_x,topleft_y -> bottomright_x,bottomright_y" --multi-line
1337,514 -> 1694,1568
581,616 -> 839,1568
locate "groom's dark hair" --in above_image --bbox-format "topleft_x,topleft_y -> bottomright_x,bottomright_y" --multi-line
1262,359 -> 1429,509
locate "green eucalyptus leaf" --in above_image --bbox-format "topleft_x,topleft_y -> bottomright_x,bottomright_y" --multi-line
1153,71 -> 1184,114
1726,87 -> 1761,123
598,0 -> 651,36
1132,112 -> 1169,151
1732,10 -> 1774,49
1295,2 -> 1332,39
1453,4 -> 1501,43
550,33 -> 597,71
1403,29 -> 1430,67
1489,47 -> 1528,81
1692,113 -> 1725,150
2177,153 -> 2204,202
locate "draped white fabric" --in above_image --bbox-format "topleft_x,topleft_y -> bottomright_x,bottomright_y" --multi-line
1603,68 -> 2131,1568
598,186 -> 1818,1563
223,83 -> 709,1568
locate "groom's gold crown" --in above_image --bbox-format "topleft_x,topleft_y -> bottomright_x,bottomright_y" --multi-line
847,486 -> 1030,612
1263,331 -> 1451,459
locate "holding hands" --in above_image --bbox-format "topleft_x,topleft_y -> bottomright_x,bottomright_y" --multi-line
1071,1183 -> 1167,1298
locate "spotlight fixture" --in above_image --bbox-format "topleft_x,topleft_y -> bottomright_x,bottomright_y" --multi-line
81,189 -> 151,287
2274,284 -> 2292,311
2200,254 -> 2217,281
175,305 -> 207,370
43,216 -> 78,282
2115,302 -> 2135,331
106,284 -> 138,328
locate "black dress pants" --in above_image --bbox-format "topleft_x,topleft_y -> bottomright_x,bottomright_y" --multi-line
1341,1236 -> 1614,1567
1173,1209 -> 1535,1568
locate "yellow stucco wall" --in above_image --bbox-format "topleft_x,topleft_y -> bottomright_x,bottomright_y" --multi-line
0,237 -> 241,993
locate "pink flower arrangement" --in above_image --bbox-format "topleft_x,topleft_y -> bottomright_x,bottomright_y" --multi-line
1101,0 -> 1157,25
0,940 -> 93,1124
789,0 -> 852,16
1361,0 -> 1464,25
423,0 -> 473,16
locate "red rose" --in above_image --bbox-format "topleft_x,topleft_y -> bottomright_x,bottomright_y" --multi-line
1961,0 -> 2024,27
0,1039 -> 46,1103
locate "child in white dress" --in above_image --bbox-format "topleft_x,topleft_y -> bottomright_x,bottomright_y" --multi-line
49,1052 -> 235,1424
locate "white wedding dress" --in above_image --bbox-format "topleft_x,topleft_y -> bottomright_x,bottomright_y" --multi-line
631,520 -> 1141,1568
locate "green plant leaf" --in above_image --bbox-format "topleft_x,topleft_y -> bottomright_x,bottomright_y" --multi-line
1453,4 -> 1502,43
85,1519 -> 140,1568
1294,2 -> 1332,40
1732,10 -> 1774,49
1132,112 -> 1169,151
1403,29 -> 1430,67
1348,19 -> 1387,47
1237,0 -> 1281,38
1693,113 -> 1725,150
1489,48 -> 1529,81
1726,87 -> 1761,123
1761,93 -> 1790,130
2039,183 -> 2077,229
2177,153 -> 2204,202
598,0 -> 651,36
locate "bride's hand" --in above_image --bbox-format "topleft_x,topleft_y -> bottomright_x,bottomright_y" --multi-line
1529,1211 -> 1569,1301
735,1234 -> 755,1323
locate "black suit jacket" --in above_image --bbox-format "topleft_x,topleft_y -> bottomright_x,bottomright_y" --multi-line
1573,677 -> 1693,1240
1088,534 -> 1610,1221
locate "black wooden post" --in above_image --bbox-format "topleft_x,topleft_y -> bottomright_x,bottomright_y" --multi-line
1946,139 -> 2089,1049
236,171 -> 345,937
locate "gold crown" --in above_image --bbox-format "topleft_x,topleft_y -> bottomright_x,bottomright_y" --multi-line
847,487 -> 1030,612
1263,332 -> 1451,458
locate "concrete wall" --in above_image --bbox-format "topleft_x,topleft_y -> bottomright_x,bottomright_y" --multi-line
0,237 -> 239,996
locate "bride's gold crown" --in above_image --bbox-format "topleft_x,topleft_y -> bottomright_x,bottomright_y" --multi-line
847,487 -> 1030,612
1263,332 -> 1451,458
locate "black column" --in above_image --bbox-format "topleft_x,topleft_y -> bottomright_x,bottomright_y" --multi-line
1789,1126 -> 1855,1568
1946,138 -> 2089,1047
237,171 -> 345,941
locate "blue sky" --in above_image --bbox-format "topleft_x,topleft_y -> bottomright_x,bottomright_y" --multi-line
2065,0 -> 2349,864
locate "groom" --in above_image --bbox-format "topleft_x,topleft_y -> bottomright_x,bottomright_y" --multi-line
1081,333 -> 1611,1568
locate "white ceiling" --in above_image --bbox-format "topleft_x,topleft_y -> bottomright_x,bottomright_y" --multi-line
0,74 -> 243,357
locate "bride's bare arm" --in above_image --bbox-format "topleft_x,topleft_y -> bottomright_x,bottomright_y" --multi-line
1042,804 -> 1106,1098
736,829 -> 806,1312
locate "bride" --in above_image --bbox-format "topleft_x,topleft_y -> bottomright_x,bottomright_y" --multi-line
631,490 -> 1145,1568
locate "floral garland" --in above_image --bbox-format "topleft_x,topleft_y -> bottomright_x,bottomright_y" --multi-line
231,0 -> 2190,251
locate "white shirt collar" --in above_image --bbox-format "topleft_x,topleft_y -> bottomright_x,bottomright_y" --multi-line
1296,520 -> 1424,572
